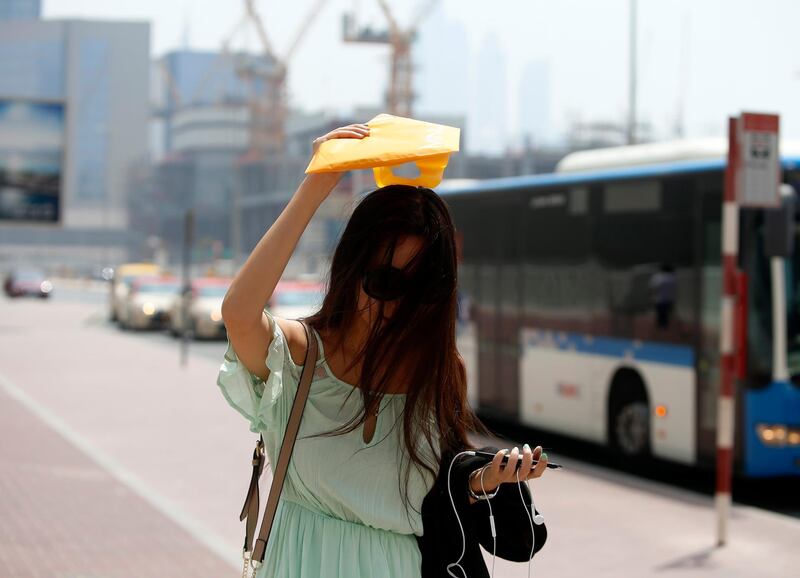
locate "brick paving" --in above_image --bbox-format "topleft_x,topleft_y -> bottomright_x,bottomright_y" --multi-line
0,386 -> 234,578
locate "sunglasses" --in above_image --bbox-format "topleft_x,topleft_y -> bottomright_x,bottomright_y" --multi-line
362,264 -> 454,303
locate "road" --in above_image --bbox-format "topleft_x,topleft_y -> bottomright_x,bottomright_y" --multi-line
0,291 -> 797,577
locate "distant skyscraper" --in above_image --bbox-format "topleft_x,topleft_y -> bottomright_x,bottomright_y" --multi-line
519,60 -> 552,145
0,0 -> 40,20
470,34 -> 507,154
413,4 -> 470,124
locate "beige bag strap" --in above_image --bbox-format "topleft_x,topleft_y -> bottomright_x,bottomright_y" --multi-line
240,320 -> 319,572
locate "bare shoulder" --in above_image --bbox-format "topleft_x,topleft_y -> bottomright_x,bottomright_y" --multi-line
223,313 -> 310,383
274,317 -> 311,367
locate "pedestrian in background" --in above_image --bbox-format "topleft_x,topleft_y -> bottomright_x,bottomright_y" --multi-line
649,262 -> 677,329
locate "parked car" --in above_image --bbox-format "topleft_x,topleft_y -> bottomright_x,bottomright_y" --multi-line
168,277 -> 231,339
268,280 -> 325,320
3,267 -> 52,298
119,276 -> 180,330
110,263 -> 161,322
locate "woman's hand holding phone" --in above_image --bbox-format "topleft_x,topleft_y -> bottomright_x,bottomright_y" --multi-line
468,445 -> 550,500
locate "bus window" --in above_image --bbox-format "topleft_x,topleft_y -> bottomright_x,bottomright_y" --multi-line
523,188 -> 593,332
594,178 -> 695,343
743,173 -> 800,387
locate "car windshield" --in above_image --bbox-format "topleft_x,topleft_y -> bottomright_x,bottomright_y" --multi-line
137,283 -> 180,294
15,270 -> 45,281
198,286 -> 228,297
275,290 -> 323,307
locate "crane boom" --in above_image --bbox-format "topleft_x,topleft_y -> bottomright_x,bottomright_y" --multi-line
245,0 -> 276,61
375,0 -> 401,38
343,0 -> 438,117
285,0 -> 329,63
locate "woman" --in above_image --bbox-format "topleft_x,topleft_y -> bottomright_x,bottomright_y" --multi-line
218,123 -> 549,578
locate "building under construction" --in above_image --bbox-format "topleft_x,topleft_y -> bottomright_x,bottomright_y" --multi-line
129,0 -> 569,280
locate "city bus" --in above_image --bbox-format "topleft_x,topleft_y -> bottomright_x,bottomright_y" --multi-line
441,139 -> 800,478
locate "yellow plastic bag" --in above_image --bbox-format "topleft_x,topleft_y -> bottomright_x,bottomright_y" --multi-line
305,113 -> 460,188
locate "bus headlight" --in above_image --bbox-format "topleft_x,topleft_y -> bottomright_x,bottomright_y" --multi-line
210,309 -> 222,322
756,423 -> 800,446
142,302 -> 156,316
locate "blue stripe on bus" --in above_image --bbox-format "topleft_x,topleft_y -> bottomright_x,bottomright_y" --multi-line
439,156 -> 800,197
525,331 -> 695,368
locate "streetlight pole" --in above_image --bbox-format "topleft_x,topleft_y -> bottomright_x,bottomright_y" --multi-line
231,181 -> 242,268
180,208 -> 194,367
627,0 -> 638,145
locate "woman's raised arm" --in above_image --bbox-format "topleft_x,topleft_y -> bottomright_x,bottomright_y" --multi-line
221,124 -> 369,380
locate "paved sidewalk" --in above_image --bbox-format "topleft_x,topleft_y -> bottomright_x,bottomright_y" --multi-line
0,385 -> 233,578
0,299 -> 252,575
0,298 -> 798,577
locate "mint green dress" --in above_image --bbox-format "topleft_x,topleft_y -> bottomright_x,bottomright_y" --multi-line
217,311 -> 439,578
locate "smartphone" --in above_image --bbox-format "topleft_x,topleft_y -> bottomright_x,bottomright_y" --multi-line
472,450 -> 562,470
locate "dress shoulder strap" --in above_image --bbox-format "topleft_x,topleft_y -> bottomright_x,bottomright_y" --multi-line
305,323 -> 326,365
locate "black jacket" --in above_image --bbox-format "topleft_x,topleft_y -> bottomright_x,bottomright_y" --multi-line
416,445 -> 548,578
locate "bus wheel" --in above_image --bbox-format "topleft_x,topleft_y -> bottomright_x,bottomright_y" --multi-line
612,401 -> 650,458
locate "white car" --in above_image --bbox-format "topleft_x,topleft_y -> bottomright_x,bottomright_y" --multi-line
169,278 -> 231,339
119,277 -> 181,330
109,263 -> 160,322
268,281 -> 325,320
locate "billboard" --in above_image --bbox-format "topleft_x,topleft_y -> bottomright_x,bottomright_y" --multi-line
0,98 -> 63,223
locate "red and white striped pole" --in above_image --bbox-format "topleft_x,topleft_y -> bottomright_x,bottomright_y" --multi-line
717,116 -> 740,547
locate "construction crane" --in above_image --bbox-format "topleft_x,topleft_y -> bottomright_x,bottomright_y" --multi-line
343,0 -> 439,117
243,0 -> 329,158
192,0 -> 328,159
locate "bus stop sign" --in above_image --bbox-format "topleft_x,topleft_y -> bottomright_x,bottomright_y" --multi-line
737,112 -> 780,208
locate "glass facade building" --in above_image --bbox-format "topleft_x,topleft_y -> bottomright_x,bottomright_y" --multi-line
0,19 -> 149,272
0,0 -> 40,21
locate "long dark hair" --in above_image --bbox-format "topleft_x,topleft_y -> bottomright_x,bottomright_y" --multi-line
303,184 -> 490,517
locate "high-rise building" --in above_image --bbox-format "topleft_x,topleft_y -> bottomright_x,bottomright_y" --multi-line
470,34 -> 507,154
0,19 -> 149,272
519,60 -> 552,146
137,49 -> 276,266
414,4 -> 470,119
152,49 -> 275,156
0,0 -> 40,21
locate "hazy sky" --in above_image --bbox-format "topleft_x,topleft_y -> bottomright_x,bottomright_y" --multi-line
43,0 -> 800,153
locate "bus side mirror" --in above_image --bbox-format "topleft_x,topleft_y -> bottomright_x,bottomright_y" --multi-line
763,184 -> 796,258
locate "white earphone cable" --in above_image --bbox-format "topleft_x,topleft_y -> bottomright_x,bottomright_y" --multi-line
446,450 -> 475,578
446,450 -> 543,578
516,469 -> 535,578
481,466 -> 497,577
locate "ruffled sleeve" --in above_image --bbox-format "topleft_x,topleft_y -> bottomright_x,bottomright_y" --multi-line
216,309 -> 301,434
